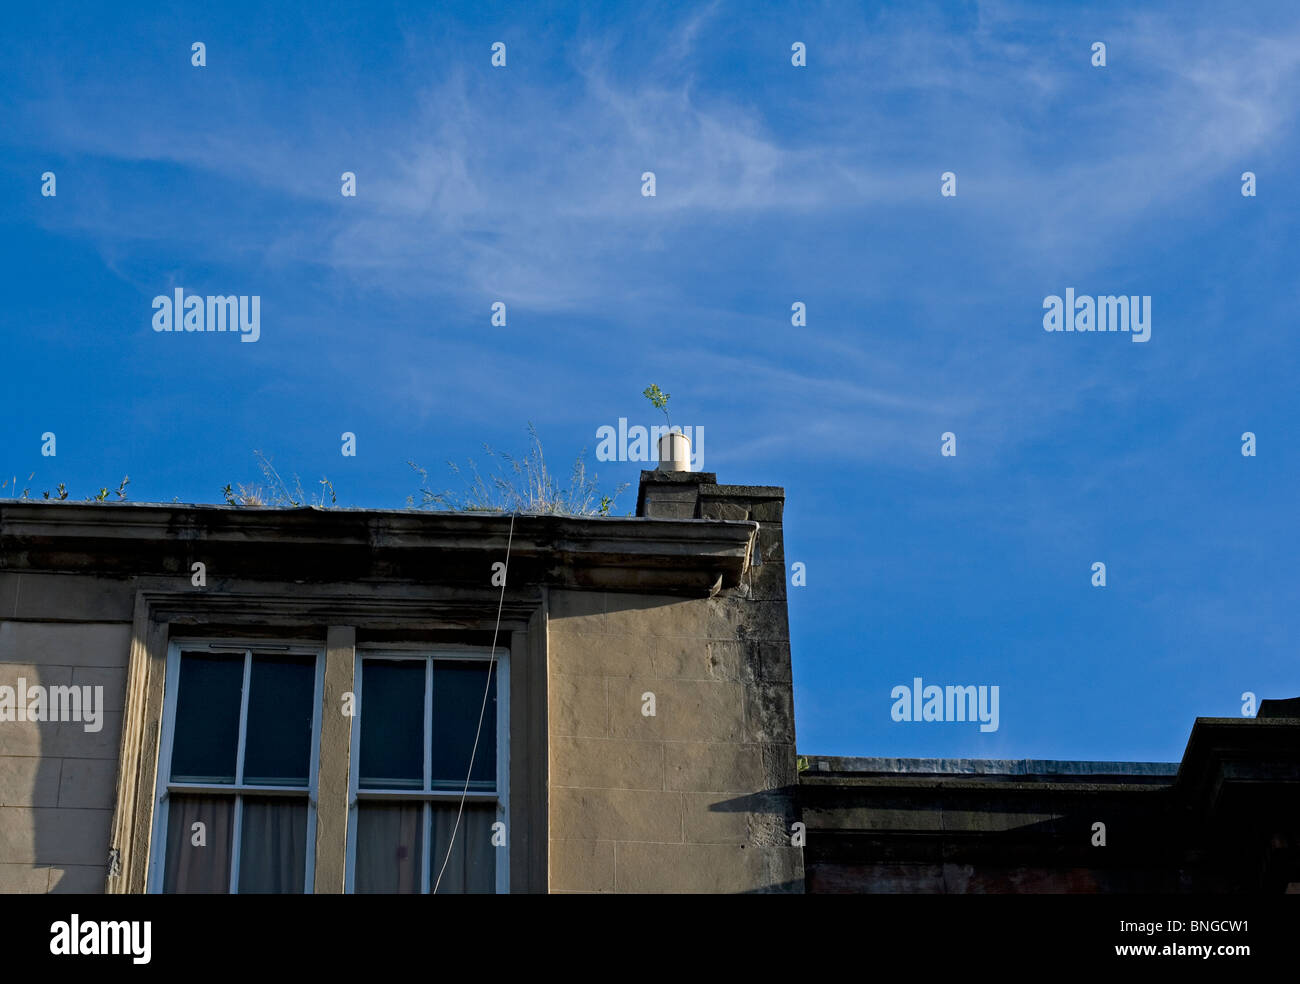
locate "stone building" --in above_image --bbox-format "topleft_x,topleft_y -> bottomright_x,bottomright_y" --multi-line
0,469 -> 1295,893
0,470 -> 801,893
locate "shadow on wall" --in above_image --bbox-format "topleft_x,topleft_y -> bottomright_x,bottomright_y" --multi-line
1,614 -> 130,894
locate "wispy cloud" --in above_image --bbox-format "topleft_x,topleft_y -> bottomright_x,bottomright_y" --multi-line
11,2 -> 1300,467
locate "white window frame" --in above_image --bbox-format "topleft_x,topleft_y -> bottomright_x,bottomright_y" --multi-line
147,638 -> 325,894
345,646 -> 509,894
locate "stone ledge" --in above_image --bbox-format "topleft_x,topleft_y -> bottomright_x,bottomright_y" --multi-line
0,502 -> 759,596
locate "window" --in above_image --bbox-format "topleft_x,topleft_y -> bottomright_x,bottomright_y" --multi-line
148,642 -> 324,893
346,650 -> 508,893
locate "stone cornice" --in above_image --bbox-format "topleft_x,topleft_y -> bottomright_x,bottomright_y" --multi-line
0,501 -> 758,595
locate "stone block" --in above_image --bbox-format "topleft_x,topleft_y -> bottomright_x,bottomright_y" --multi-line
0,622 -> 132,667
57,758 -> 118,810
0,863 -> 50,892
758,641 -> 793,682
550,787 -> 682,843
48,865 -> 105,893
548,590 -> 606,628
549,673 -> 608,738
550,736 -> 663,790
603,595 -> 711,640
0,806 -> 112,865
664,742 -> 762,793
549,839 -> 614,893
744,680 -> 796,743
0,757 -> 61,808
71,665 -> 127,712
5,575 -> 135,622
682,791 -> 750,844
606,678 -> 745,742
614,842 -> 768,893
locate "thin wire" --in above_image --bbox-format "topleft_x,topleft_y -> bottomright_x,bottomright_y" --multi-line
433,510 -> 515,893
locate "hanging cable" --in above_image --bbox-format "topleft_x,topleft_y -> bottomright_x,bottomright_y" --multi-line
433,510 -> 515,893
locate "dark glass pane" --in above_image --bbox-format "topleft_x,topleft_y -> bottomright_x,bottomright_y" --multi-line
429,803 -> 496,894
244,654 -> 315,786
358,660 -> 425,789
238,797 -> 308,893
170,652 -> 243,784
430,661 -> 496,789
162,794 -> 234,893
354,803 -> 423,893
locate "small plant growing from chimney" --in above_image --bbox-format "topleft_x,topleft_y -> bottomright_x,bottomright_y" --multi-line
643,384 -> 672,431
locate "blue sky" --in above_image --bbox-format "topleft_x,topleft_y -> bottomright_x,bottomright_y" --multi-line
2,1 -> 1297,763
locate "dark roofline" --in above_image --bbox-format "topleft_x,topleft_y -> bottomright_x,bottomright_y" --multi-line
799,717 -> 1300,798
0,499 -> 759,595
798,756 -> 1179,777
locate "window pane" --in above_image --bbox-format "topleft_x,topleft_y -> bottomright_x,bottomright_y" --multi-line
359,660 -> 425,789
243,654 -> 315,786
170,652 -> 243,784
429,803 -> 496,894
430,661 -> 496,789
238,797 -> 308,893
162,794 -> 234,893
354,803 -> 423,893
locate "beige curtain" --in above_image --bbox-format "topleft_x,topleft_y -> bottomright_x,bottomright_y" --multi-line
429,803 -> 495,894
238,798 -> 307,892
163,794 -> 308,892
162,794 -> 233,893
355,803 -> 423,893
